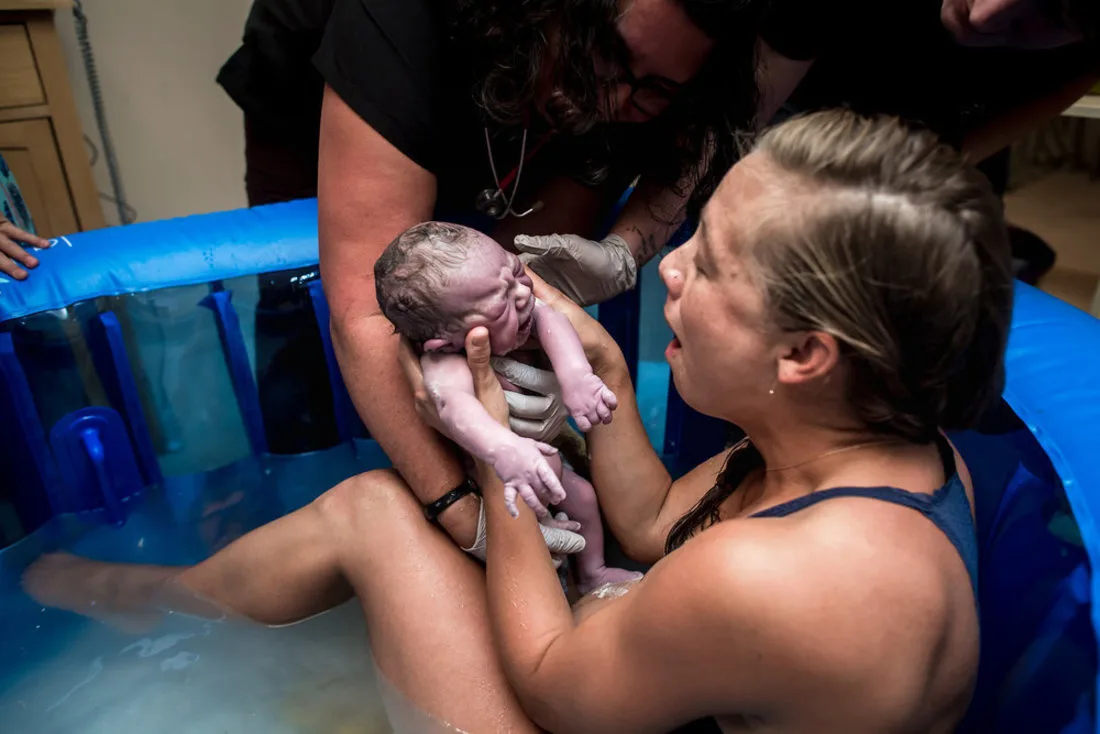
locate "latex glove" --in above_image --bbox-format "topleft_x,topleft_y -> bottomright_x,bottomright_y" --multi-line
463,499 -> 586,569
514,233 -> 638,307
492,356 -> 569,442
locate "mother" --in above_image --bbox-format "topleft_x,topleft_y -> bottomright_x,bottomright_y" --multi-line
26,109 -> 1014,732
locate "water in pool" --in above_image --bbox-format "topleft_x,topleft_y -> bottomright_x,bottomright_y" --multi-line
0,259 -> 674,732
0,446 -> 398,734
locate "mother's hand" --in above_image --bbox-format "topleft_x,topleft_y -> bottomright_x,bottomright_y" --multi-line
463,327 -> 509,425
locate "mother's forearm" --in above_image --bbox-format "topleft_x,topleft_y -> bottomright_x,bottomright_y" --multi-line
479,462 -> 574,689
585,358 -> 674,560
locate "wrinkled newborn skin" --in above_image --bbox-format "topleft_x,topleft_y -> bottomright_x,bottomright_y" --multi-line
380,224 -> 638,593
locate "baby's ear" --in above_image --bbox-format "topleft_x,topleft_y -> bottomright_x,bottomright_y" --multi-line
422,338 -> 453,353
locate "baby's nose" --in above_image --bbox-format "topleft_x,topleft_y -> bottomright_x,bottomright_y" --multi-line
515,281 -> 532,306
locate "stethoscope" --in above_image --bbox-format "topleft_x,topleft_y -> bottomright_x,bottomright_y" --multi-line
475,127 -> 553,220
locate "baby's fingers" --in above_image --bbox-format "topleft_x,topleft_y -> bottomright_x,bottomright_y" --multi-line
574,413 -> 593,432
517,484 -> 552,521
503,485 -> 520,518
549,512 -> 582,533
537,462 -> 567,505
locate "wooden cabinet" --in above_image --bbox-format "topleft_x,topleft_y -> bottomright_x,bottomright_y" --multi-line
0,0 -> 105,237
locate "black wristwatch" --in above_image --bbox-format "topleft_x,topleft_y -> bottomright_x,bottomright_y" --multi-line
423,477 -> 481,525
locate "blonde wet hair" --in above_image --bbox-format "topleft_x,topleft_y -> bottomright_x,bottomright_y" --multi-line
750,109 -> 1014,442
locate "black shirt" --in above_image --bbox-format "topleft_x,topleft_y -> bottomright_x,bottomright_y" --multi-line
218,0 -> 638,221
217,0 -> 335,145
759,0 -> 1100,147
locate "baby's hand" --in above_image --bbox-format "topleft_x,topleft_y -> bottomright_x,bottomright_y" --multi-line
561,373 -> 617,432
490,437 -> 567,519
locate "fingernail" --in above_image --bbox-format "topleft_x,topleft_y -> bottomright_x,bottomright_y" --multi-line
13,269 -> 27,280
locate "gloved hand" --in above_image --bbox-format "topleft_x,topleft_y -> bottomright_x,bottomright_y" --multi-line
514,233 -> 638,307
462,497 -> 586,569
492,356 -> 570,442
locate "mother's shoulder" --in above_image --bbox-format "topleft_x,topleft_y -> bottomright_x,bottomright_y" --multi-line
663,507 -> 961,659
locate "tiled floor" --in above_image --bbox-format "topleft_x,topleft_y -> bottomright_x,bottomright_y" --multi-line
1005,170 -> 1100,315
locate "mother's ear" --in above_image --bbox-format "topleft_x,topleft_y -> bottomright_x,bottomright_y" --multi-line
776,331 -> 840,385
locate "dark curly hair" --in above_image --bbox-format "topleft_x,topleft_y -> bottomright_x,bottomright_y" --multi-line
447,0 -> 765,217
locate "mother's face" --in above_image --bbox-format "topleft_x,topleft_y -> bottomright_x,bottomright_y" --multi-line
659,154 -> 785,420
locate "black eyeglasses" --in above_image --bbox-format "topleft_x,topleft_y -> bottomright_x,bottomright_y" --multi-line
616,66 -> 684,118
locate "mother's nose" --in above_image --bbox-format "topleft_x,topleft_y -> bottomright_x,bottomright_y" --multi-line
659,253 -> 684,297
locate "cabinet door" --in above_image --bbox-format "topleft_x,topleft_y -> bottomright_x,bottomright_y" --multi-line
0,23 -> 45,109
0,117 -> 77,237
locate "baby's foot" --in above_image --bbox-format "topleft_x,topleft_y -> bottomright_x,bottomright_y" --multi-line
23,552 -> 166,634
576,566 -> 644,596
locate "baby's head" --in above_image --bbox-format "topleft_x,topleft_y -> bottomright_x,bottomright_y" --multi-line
375,222 -> 536,354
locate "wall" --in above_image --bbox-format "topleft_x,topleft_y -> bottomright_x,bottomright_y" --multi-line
53,0 -> 254,226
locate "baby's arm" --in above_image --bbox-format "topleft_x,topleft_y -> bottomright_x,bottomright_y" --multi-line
532,301 -> 617,432
421,352 -> 566,516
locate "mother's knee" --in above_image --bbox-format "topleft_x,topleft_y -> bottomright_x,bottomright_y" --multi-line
314,469 -> 427,536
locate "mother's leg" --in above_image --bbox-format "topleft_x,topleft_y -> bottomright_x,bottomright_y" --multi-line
26,469 -> 538,731
24,479 -> 358,627
317,470 -> 540,733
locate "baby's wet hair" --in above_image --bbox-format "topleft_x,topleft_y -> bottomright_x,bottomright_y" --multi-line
374,222 -> 480,343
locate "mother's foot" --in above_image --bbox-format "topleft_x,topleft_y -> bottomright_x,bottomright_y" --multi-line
22,552 -> 171,634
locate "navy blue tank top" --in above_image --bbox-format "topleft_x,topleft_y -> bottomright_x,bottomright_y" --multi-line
670,435 -> 978,734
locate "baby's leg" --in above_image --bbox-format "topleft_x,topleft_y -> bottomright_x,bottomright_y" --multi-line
557,469 -> 643,595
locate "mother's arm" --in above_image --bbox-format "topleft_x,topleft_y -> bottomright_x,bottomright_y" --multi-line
458,329 -> 763,731
531,277 -> 732,563
318,85 -> 478,546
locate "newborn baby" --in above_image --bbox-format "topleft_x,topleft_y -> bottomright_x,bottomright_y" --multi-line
376,222 -> 639,593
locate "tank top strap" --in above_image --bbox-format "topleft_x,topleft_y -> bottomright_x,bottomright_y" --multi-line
749,435 -> 978,594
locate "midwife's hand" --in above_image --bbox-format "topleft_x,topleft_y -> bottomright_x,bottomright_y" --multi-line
0,217 -> 50,280
490,357 -> 569,442
462,498 -> 586,568
514,233 -> 637,307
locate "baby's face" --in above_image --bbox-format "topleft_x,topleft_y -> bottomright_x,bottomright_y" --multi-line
440,236 -> 535,354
